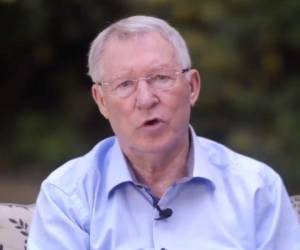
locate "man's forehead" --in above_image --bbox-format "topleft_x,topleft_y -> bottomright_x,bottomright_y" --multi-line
101,32 -> 179,77
108,29 -> 161,41
104,30 -> 173,50
110,29 -> 151,40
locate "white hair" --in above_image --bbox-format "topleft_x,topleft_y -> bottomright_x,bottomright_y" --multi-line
87,15 -> 192,83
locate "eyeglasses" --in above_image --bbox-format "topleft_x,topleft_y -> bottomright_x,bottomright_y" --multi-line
97,68 -> 190,98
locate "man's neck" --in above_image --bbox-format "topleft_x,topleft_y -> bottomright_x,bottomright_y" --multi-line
124,134 -> 191,198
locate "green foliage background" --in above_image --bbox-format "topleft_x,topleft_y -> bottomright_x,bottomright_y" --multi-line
1,0 -> 299,193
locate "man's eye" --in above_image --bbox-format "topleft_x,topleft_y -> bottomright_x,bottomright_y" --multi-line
116,80 -> 134,89
152,74 -> 171,82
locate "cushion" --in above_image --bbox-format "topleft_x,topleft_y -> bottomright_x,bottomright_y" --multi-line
290,195 -> 300,222
0,203 -> 34,250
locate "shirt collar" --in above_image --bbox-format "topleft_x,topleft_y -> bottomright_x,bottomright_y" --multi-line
104,138 -> 135,197
188,126 -> 220,189
104,126 -> 222,197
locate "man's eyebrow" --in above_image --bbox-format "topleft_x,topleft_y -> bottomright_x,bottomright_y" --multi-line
147,64 -> 178,72
105,69 -> 134,81
107,64 -> 177,81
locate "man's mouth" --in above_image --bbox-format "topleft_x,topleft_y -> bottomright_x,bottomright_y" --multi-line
144,119 -> 160,126
138,118 -> 166,134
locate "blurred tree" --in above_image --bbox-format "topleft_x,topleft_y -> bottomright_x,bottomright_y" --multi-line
1,0 -> 299,192
0,0 -> 126,170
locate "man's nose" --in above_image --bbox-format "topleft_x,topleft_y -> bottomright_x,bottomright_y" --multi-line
135,80 -> 159,109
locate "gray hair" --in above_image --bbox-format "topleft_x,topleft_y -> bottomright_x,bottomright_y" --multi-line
87,15 -> 192,83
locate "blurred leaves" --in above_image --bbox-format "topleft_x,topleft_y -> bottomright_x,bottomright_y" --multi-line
1,0 -> 299,192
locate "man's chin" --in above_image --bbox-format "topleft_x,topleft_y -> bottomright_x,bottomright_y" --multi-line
127,137 -> 177,156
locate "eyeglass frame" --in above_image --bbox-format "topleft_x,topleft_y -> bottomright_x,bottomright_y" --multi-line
96,68 -> 190,98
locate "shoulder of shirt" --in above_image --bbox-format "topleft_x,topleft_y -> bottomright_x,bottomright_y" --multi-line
196,136 -> 281,186
42,136 -> 116,196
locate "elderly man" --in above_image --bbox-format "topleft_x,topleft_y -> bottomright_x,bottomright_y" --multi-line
28,16 -> 300,249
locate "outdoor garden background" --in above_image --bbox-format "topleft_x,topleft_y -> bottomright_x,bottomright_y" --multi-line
1,0 -> 299,202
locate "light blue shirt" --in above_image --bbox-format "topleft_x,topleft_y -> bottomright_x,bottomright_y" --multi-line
28,128 -> 300,250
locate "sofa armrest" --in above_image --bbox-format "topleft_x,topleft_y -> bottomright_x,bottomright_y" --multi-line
0,203 -> 35,250
290,195 -> 300,222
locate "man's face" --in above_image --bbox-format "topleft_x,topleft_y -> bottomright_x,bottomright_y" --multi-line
92,32 -> 200,156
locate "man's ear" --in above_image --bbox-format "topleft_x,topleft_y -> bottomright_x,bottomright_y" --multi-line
91,84 -> 109,119
187,69 -> 201,106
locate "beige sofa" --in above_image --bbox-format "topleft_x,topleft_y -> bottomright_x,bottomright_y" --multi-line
0,203 -> 34,250
1,196 -> 300,250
